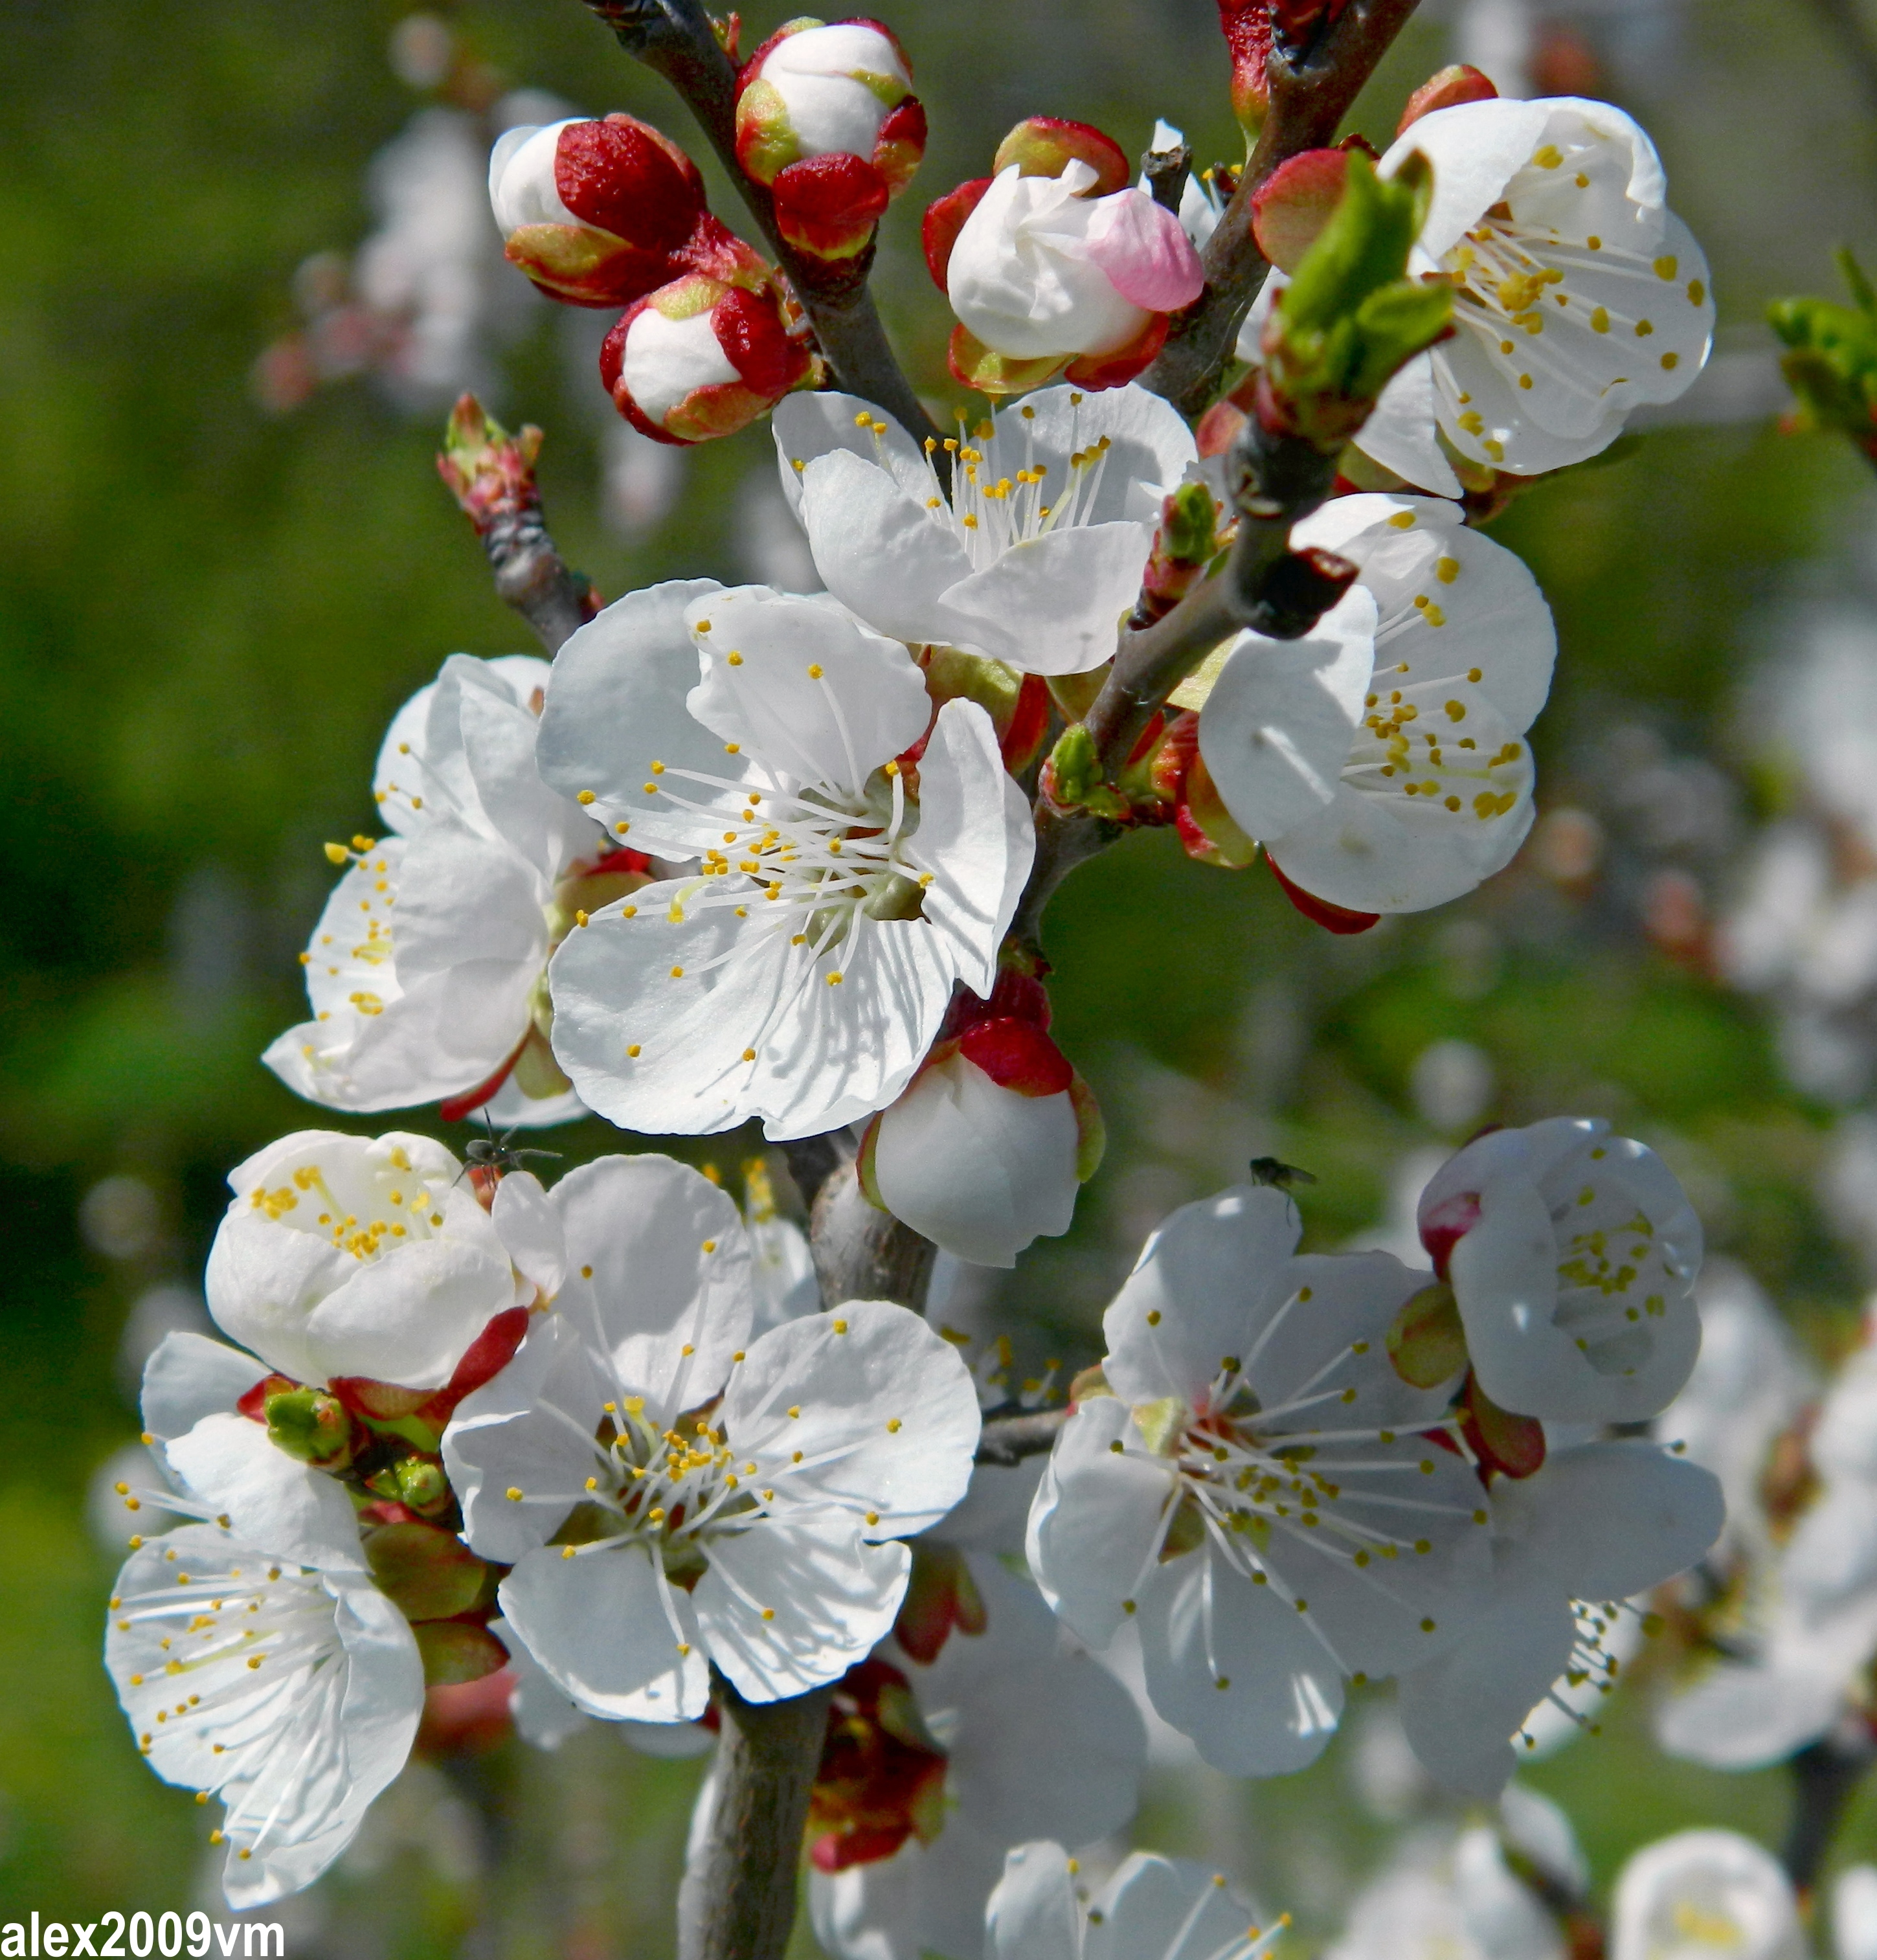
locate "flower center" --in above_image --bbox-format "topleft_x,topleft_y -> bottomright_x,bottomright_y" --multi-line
246,1147 -> 455,1261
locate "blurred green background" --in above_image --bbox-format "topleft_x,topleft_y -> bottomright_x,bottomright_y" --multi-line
9,0 -> 1877,1949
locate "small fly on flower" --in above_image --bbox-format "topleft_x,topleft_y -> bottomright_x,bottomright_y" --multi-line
1246,1156 -> 1316,1189
458,1116 -> 563,1183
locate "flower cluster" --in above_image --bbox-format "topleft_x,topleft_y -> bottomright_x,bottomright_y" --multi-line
109,7 -> 1766,1953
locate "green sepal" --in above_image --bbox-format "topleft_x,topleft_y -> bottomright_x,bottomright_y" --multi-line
1385,1281 -> 1468,1389
413,1619 -> 508,1687
365,1520 -> 490,1623
1046,723 -> 1130,819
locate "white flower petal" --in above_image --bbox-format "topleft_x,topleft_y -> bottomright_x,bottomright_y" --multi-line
164,1413 -> 367,1571
1086,1852 -> 1266,1960
696,1514 -> 910,1702
938,520 -> 1154,675
1381,98 -> 1556,262
986,1843 -> 1081,1960
1353,353 -> 1465,498
1103,1184 -> 1303,1407
772,390 -> 935,520
1138,1545 -> 1346,1775
491,1171 -> 566,1302
1026,1397 -> 1172,1651
498,1539 -> 710,1722
1610,1831 -> 1803,1960
724,1297 -> 981,1537
141,1331 -> 270,1443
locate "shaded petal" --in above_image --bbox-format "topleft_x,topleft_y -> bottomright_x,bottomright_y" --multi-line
1352,352 -> 1465,497
1139,1546 -> 1345,1774
1086,1853 -> 1266,1960
1013,381 -> 1198,525
142,1331 -> 269,1442
1197,590 -> 1379,839
1380,98 -> 1556,260
491,1171 -> 566,1302
986,1843 -> 1081,1960
773,390 -> 935,520
499,1539 -> 709,1721
164,1413 -> 366,1570
938,519 -> 1153,675
697,1515 -> 910,1702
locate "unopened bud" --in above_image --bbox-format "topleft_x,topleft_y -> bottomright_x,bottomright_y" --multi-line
264,1386 -> 355,1467
736,19 -> 926,260
1396,64 -> 1498,133
489,115 -> 710,306
1385,1281 -> 1468,1389
600,265 -> 815,445
1215,0 -> 1272,135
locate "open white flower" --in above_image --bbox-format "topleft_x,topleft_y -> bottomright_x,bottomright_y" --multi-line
807,1553 -> 1146,1960
1186,494 -> 1553,916
538,581 -> 1033,1139
1610,1831 -> 1804,1960
106,1414 -> 423,1908
265,652 -> 629,1127
443,1153 -> 980,1718
1027,1184 -> 1493,1777
1325,1822 -> 1566,1960
1416,1116 -> 1703,1423
1397,1439 -> 1722,1796
772,384 -> 1196,675
985,1839 -> 1279,1960
1358,97 -> 1714,495
204,1131 -> 526,1393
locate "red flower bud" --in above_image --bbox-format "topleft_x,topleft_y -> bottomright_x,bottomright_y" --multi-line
1397,63 -> 1499,135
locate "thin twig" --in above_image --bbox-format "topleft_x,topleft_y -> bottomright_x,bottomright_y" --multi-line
976,1406 -> 1071,1466
1142,0 -> 1425,416
1783,1728 -> 1876,1896
578,0 -> 940,447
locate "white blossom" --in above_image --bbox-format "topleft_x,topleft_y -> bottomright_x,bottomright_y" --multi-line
1027,1184 -> 1494,1777
772,385 -> 1196,676
265,653 -> 619,1127
537,581 -> 1033,1139
1609,1830 -> 1804,1960
1360,97 -> 1713,494
443,1153 -> 980,1718
1416,1116 -> 1703,1422
203,1131 -> 525,1393
985,1838 -> 1279,1960
1187,493 -> 1554,915
106,1414 -> 423,1907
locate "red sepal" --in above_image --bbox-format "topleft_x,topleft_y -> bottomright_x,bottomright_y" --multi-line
440,1035 -> 528,1123
554,115 -> 706,254
1419,1190 -> 1482,1283
872,96 -> 928,196
330,1377 -> 433,1421
1267,857 -> 1381,934
585,846 -> 653,877
811,1824 -> 919,1874
1064,311 -> 1171,392
416,1671 -> 515,1759
1217,0 -> 1274,128
1000,673 -> 1051,774
922,177 -> 991,290
1397,63 -> 1498,135
993,117 -> 1130,196
1459,1369 -> 1548,1479
416,1305 -> 534,1426
957,1019 -> 1073,1098
770,152 -> 891,258
236,1373 -> 300,1423
712,284 -> 809,396
359,1498 -> 423,1527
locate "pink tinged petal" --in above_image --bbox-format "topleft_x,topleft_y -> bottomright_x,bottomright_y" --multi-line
1025,1397 -> 1171,1650
1352,352 -> 1465,498
1081,187 -> 1205,310
552,1154 -> 752,1421
140,1331 -> 270,1443
871,1057 -> 1081,1266
1397,1587 -> 1575,1799
796,448 -> 978,651
491,1171 -> 566,1301
724,1298 -> 981,1536
535,578 -> 735,859
696,1516 -> 910,1702
164,1412 -> 367,1571
1102,1184 -> 1304,1408
499,1540 -> 710,1721
1085,1854 -> 1267,1960
986,1844 -> 1081,1960
443,1316 -> 605,1563
1196,587 -> 1379,841
936,519 -> 1156,675
901,698 -> 1034,1000
684,587 -> 932,792
1138,1546 -> 1346,1775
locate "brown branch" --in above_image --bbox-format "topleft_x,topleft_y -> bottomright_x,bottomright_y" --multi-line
578,0 -> 940,448
790,1131 -> 937,1311
976,1406 -> 1070,1467
679,1678 -> 833,1960
1011,411 -> 1345,947
1783,1729 -> 1876,1897
1142,0 -> 1426,416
